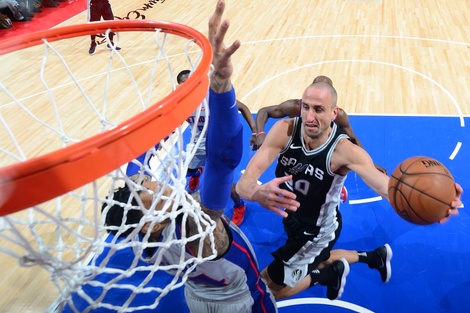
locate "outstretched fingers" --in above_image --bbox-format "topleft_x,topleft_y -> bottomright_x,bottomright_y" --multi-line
252,175 -> 300,218
208,0 -> 240,92
214,19 -> 241,57
226,39 -> 241,59
271,190 -> 300,218
208,0 -> 225,44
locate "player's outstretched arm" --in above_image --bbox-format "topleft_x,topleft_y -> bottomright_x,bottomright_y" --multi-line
253,99 -> 300,150
237,119 -> 300,217
208,0 -> 240,94
236,100 -> 258,148
336,108 -> 388,175
187,0 -> 242,257
335,138 -> 390,199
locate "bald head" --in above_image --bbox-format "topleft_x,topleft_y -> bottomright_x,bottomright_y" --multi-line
307,81 -> 338,108
312,75 -> 333,87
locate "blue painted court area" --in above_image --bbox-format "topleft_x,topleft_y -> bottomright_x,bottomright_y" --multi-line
64,114 -> 470,313
229,114 -> 470,313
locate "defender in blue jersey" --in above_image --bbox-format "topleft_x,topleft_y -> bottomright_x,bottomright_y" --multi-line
176,69 -> 250,227
104,1 -> 277,312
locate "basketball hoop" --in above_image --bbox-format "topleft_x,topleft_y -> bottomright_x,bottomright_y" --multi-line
0,20 -> 215,312
0,20 -> 211,215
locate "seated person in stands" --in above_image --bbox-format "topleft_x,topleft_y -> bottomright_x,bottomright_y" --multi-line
0,0 -> 33,21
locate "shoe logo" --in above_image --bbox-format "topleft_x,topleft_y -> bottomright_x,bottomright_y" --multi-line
303,231 -> 316,236
291,269 -> 303,282
289,143 -> 303,149
332,282 -> 340,290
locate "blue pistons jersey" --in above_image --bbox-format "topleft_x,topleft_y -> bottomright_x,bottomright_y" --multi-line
187,100 -> 208,142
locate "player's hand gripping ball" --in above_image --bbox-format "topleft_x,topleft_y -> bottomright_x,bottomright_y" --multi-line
388,156 -> 456,225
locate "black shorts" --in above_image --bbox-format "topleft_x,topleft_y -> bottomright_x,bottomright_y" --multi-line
267,210 -> 342,287
89,1 -> 114,22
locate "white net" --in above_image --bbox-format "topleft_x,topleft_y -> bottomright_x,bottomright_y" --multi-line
0,21 -> 214,312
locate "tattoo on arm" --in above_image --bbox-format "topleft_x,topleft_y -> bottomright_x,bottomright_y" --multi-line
187,191 -> 229,257
210,71 -> 232,93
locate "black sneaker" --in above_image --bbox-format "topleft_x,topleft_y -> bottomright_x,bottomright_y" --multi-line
326,258 -> 349,300
107,42 -> 121,51
369,243 -> 393,283
89,42 -> 97,55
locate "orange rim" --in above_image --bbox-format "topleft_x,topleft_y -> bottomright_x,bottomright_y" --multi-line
0,20 -> 212,215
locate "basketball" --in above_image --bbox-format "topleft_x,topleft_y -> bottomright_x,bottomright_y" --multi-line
388,156 -> 456,225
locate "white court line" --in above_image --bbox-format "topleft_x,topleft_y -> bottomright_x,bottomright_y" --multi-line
240,59 -> 465,128
277,297 -> 375,313
348,196 -> 383,205
243,34 -> 470,48
240,60 -> 465,161
449,142 -> 462,160
238,34 -> 468,162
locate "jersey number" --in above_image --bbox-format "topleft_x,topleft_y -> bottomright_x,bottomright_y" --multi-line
285,167 -> 324,196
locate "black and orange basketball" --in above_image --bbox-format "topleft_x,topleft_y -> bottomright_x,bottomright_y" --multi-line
388,156 -> 455,225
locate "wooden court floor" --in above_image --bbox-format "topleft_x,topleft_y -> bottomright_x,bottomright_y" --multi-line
1,0 -> 469,312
